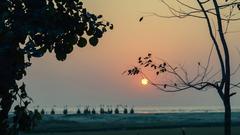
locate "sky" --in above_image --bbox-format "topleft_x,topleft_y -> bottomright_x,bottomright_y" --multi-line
23,0 -> 240,108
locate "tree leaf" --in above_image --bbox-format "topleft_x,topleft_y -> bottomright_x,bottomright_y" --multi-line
89,36 -> 99,46
97,15 -> 103,18
56,53 -> 67,61
110,24 -> 114,30
77,37 -> 87,48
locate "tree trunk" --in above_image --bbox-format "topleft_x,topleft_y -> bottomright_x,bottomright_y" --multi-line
211,1 -> 231,135
0,42 -> 15,135
224,97 -> 231,135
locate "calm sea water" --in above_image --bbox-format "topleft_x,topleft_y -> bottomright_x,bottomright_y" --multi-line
29,105 -> 240,114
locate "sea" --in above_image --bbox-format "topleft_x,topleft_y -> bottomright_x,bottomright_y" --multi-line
10,105 -> 240,127
28,105 -> 240,114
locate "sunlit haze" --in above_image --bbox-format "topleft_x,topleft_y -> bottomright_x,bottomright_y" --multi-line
23,0 -> 240,108
141,78 -> 149,86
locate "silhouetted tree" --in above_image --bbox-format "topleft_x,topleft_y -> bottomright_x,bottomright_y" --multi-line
34,109 -> 41,120
76,108 -> 81,114
123,108 -> 128,114
100,107 -> 105,114
100,105 -> 105,114
91,108 -> 96,114
130,108 -> 134,114
114,107 -> 119,114
107,108 -> 113,114
63,105 -> 68,115
50,108 -> 55,115
33,109 -> 42,128
40,109 -> 45,115
83,106 -> 90,115
0,0 -> 112,134
126,1 -> 240,135
63,108 -> 68,115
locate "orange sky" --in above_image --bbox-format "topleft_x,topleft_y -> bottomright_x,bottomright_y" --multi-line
24,0 -> 240,107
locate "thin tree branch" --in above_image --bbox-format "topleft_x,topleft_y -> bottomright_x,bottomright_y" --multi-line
197,0 -> 225,91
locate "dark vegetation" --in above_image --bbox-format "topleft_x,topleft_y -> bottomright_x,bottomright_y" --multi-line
0,0 -> 112,134
39,105 -> 134,115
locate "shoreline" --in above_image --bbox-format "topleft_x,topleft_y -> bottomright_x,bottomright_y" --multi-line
25,106 -> 240,114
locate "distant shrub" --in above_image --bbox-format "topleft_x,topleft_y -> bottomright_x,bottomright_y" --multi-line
92,108 -> 96,114
130,108 -> 134,114
114,108 -> 119,114
34,109 -> 42,120
123,108 -> 128,114
40,109 -> 45,115
63,109 -> 68,115
50,109 -> 55,115
83,107 -> 90,115
107,108 -> 113,114
100,107 -> 105,114
34,109 -> 39,114
77,108 -> 81,114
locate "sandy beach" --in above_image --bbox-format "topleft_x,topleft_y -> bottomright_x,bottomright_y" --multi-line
19,113 -> 240,135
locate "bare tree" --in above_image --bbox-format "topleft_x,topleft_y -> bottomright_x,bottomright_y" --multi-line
126,1 -> 240,135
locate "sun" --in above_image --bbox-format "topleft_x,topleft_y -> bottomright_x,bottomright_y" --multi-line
141,78 -> 148,85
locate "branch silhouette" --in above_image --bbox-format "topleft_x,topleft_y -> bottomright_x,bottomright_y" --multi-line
126,1 -> 240,135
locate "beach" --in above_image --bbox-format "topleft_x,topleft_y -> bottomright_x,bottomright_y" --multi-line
20,127 -> 240,135
19,112 -> 240,135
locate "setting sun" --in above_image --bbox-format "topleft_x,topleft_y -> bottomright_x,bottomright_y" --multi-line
141,78 -> 148,85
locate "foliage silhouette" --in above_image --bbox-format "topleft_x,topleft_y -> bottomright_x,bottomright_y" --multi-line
50,108 -> 55,115
83,106 -> 91,115
76,108 -> 81,114
107,108 -> 113,114
0,0 -> 112,134
123,108 -> 128,114
40,109 -> 45,115
114,107 -> 119,114
130,108 -> 134,114
100,108 -> 105,114
63,108 -> 68,115
126,1 -> 240,135
91,108 -> 96,114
